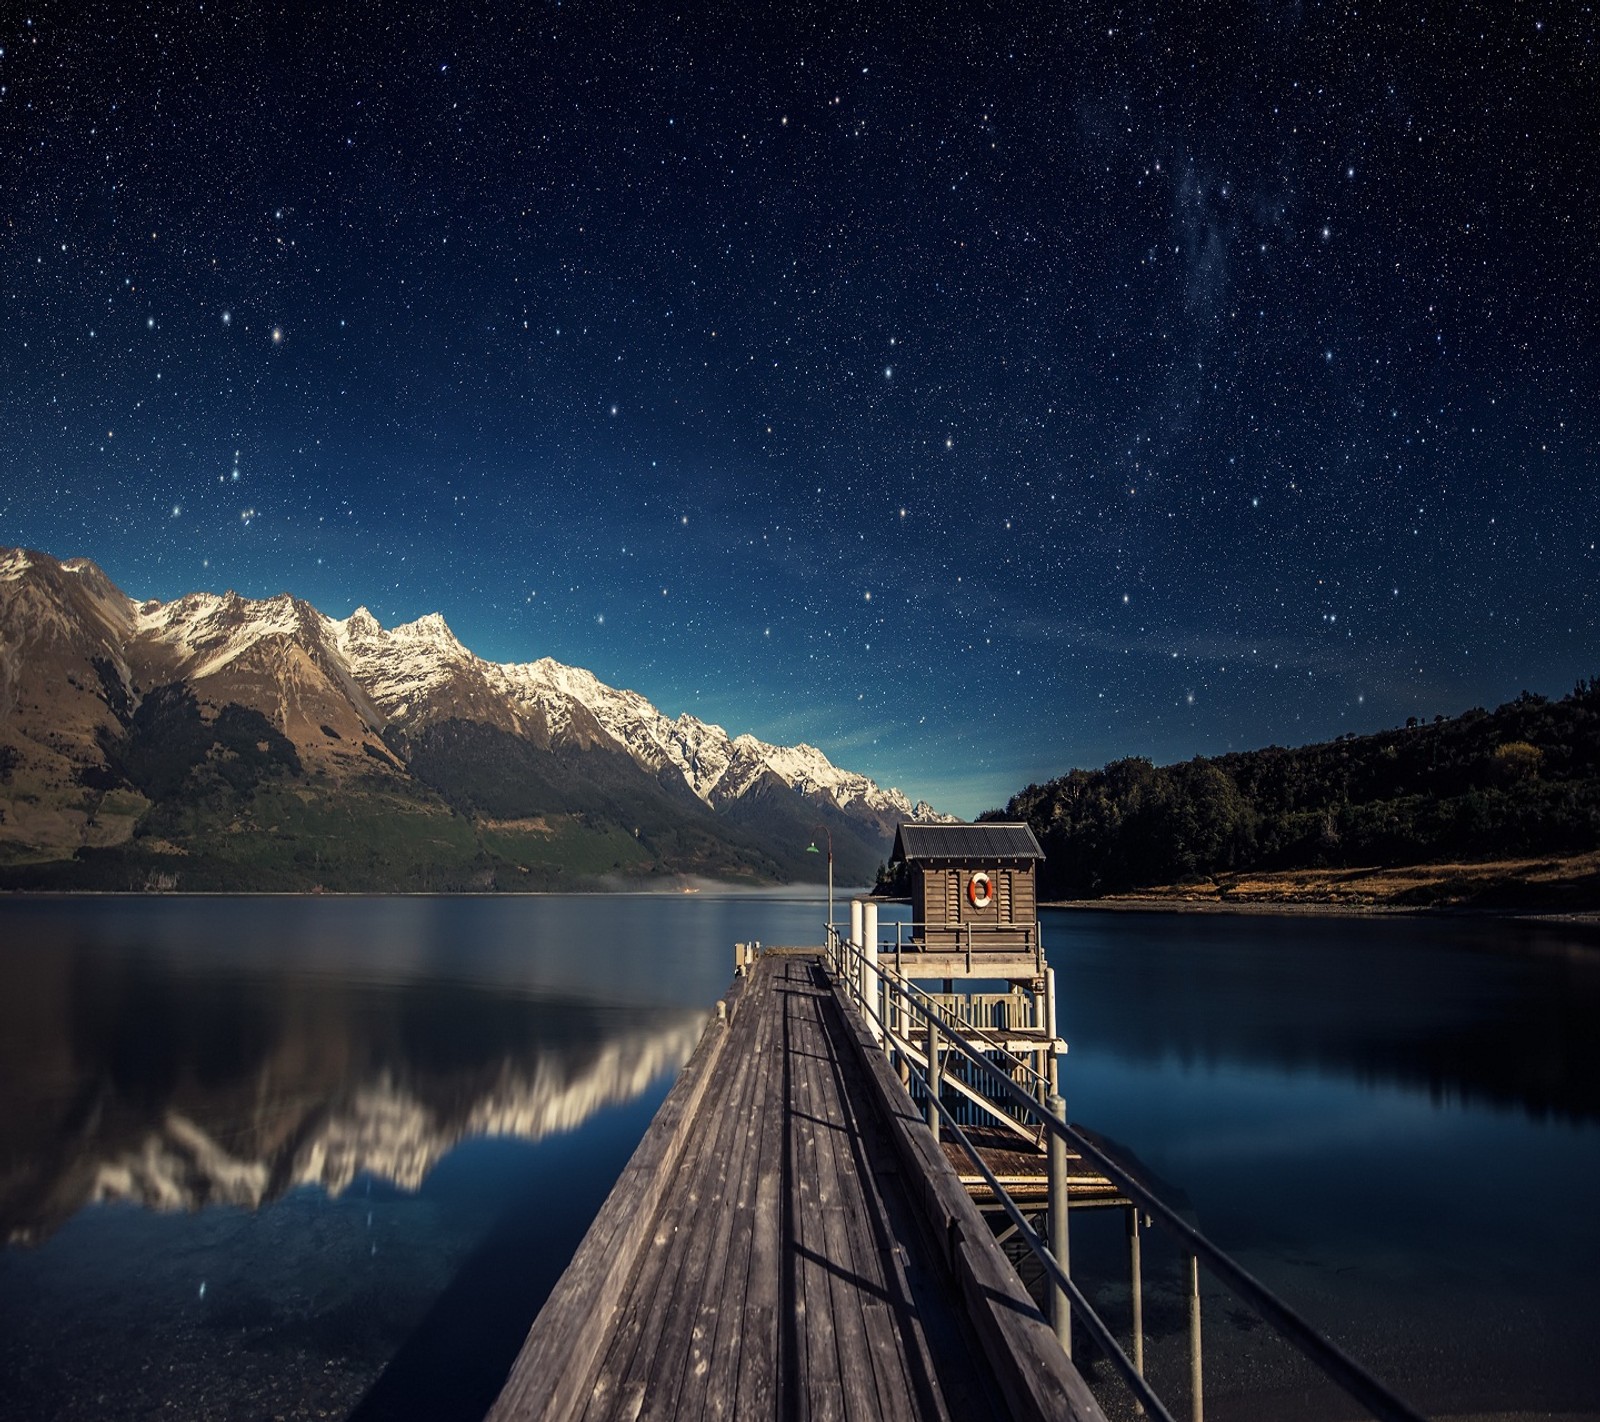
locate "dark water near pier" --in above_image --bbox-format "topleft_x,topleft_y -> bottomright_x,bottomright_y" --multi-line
0,897 -> 1596,1420
1048,909 -> 1600,1420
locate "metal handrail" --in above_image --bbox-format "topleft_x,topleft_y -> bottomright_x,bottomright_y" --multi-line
882,958 -> 1054,1100
890,1010 -> 1177,1420
824,926 -> 1428,1422
883,917 -> 1041,935
837,923 -> 1054,1098
884,918 -> 1041,952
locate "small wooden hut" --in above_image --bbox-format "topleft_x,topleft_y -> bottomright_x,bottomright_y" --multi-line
890,822 -> 1045,956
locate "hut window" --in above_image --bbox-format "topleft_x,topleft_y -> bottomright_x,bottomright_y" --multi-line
999,870 -> 1013,922
944,871 -> 960,925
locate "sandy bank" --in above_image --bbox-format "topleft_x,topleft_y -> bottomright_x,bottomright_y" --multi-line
1045,849 -> 1600,921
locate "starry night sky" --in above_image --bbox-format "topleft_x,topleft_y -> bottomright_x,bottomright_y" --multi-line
3,2 -> 1596,817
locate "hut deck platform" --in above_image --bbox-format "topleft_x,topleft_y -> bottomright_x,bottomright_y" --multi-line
938,1126 -> 1125,1211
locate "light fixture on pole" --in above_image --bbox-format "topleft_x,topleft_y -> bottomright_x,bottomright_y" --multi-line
805,826 -> 834,931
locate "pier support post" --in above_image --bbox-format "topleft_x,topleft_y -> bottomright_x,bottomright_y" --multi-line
1128,1207 -> 1145,1411
926,1016 -> 941,1142
1047,1092 -> 1071,1358
1188,1252 -> 1204,1422
862,900 -> 880,1042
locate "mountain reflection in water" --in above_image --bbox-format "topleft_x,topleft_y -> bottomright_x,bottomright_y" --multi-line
0,924 -> 705,1244
0,893 -> 826,1422
3,896 -> 1596,1422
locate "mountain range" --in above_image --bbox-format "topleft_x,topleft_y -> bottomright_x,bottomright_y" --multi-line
0,547 -> 952,890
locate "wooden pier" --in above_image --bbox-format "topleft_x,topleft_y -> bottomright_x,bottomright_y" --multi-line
487,950 -> 1105,1422
489,826 -> 1426,1422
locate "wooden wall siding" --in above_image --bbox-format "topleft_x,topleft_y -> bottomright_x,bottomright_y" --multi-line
904,863 -> 1040,951
1013,871 -> 1036,923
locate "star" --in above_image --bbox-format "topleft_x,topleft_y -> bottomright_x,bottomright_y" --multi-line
0,0 -> 1585,832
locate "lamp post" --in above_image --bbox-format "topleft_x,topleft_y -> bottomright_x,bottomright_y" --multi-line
805,826 -> 834,933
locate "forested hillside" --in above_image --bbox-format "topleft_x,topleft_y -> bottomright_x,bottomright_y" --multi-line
999,680 -> 1600,900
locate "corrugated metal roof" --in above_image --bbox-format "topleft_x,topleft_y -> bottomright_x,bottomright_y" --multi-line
891,822 -> 1044,862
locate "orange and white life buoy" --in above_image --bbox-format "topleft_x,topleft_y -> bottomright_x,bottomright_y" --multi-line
968,871 -> 993,909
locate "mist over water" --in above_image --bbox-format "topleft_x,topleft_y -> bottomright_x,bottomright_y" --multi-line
0,896 -> 1595,1420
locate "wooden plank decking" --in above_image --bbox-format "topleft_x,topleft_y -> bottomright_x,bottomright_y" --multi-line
487,952 -> 1103,1422
938,1126 -> 1125,1209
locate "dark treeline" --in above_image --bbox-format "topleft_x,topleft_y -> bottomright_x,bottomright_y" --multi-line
993,680 -> 1600,899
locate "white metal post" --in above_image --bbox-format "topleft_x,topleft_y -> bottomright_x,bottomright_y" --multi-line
1129,1207 -> 1145,1410
862,899 -> 880,1042
1045,965 -> 1061,1097
849,899 -> 864,1006
1188,1252 -> 1204,1422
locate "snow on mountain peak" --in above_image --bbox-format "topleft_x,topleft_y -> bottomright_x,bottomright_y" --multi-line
130,586 -> 322,679
9,548 -> 950,824
393,610 -> 460,646
484,660 -> 932,817
328,605 -> 486,723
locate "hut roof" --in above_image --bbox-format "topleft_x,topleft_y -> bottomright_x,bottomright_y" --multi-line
891,822 -> 1044,863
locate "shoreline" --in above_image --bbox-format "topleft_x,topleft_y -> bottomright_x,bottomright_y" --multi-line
1046,896 -> 1600,928
0,883 -> 861,902
1039,849 -> 1600,925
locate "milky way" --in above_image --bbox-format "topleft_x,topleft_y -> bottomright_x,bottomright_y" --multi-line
3,2 -> 1595,815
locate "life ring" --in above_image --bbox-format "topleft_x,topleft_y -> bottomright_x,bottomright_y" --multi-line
968,872 -> 993,909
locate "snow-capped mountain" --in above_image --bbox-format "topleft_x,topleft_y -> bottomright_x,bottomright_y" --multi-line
332,610 -> 941,827
0,547 -> 952,889
115,569 -> 943,826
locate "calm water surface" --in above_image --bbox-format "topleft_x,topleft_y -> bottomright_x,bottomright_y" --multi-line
0,896 -> 1596,1421
0,894 -> 822,1422
1046,909 -> 1600,1420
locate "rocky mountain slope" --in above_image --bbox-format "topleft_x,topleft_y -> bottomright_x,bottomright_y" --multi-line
0,547 -> 951,890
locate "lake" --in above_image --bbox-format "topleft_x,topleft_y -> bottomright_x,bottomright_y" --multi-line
0,896 -> 1596,1421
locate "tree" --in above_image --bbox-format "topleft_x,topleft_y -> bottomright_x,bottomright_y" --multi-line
1492,741 -> 1543,784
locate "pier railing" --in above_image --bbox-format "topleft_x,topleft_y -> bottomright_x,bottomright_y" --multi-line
824,925 -> 1427,1422
878,917 -> 1044,975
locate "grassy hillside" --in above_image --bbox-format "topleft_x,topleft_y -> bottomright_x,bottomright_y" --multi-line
0,693 -> 782,892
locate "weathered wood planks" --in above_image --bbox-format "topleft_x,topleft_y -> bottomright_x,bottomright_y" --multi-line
484,977 -> 746,1422
825,972 -> 1107,1422
488,953 -> 1106,1422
